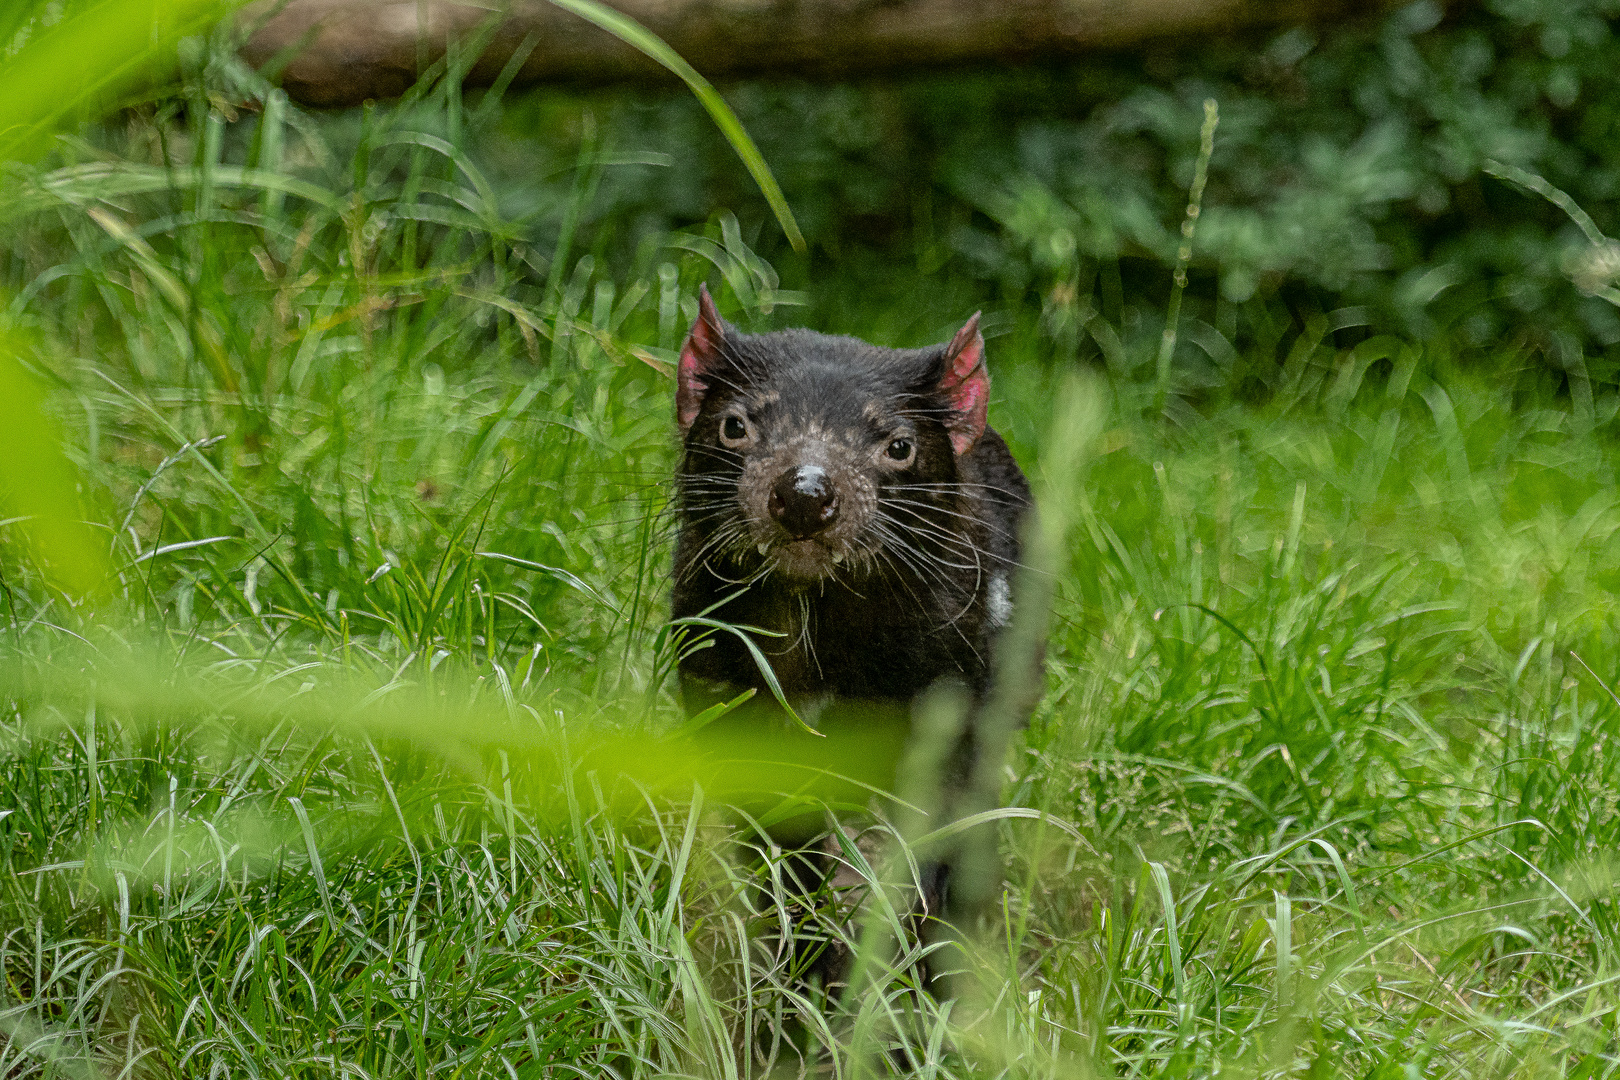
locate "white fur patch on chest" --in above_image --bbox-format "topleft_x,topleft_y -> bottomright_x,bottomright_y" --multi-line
987,573 -> 1013,628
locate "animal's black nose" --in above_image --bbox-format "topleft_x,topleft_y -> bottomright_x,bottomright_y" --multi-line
769,465 -> 838,538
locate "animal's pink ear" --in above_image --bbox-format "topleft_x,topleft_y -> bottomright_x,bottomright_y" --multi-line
938,312 -> 989,456
677,284 -> 727,433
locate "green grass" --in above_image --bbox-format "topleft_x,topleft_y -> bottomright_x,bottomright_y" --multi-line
5,29 -> 1620,1080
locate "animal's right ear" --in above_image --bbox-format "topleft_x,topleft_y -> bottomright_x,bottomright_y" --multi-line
677,284 -> 728,434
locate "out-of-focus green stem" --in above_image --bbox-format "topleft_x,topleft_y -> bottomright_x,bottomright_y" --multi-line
1155,99 -> 1219,414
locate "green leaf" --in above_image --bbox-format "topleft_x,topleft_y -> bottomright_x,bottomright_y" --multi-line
0,0 -> 235,165
0,332 -> 107,595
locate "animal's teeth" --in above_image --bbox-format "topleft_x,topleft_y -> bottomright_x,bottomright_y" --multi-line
757,542 -> 770,555
830,552 -> 844,564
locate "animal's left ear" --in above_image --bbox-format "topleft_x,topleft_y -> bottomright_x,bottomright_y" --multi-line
937,312 -> 989,456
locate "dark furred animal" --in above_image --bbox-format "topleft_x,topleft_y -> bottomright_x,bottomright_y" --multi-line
670,285 -> 1037,976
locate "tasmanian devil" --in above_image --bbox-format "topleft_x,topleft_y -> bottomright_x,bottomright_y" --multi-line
669,284 -> 1038,985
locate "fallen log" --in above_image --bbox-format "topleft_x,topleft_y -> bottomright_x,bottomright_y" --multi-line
242,0 -> 1395,109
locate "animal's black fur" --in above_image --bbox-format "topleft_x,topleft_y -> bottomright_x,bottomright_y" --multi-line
670,291 -> 1037,989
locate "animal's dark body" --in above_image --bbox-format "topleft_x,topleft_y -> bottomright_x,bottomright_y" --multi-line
669,285 -> 1037,985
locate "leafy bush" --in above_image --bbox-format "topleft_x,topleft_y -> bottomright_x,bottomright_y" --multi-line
499,0 -> 1620,390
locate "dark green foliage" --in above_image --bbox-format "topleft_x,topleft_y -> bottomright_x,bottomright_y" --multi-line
498,0 -> 1620,387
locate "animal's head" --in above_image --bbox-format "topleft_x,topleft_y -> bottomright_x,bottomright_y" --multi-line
675,285 -> 990,583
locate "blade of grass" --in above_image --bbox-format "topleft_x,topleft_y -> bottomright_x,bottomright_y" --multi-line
544,0 -> 805,253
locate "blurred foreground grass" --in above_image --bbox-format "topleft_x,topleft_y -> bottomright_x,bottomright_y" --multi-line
5,8 -> 1620,1079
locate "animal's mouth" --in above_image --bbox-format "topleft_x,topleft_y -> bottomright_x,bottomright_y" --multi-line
765,536 -> 847,580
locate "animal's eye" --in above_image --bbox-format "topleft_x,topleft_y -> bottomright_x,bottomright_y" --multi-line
885,438 -> 913,462
721,415 -> 749,443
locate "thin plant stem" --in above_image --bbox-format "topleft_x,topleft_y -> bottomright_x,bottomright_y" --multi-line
1155,98 -> 1219,413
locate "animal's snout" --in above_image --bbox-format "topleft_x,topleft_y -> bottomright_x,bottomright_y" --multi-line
769,465 -> 839,538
